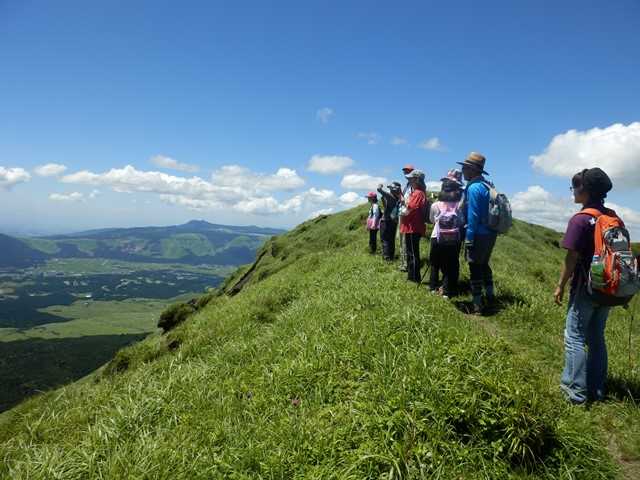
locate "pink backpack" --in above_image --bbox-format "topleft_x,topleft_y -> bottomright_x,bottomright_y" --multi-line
435,202 -> 461,245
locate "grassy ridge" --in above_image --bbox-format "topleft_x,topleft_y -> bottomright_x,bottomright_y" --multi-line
1,208 -> 639,478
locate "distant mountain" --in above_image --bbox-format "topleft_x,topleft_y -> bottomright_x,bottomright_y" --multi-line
1,221 -> 285,268
0,234 -> 48,268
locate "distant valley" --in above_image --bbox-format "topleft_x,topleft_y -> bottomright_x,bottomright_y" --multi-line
0,220 -> 283,411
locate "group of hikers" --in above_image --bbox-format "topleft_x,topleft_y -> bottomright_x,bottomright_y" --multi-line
366,152 -> 499,315
365,153 -> 640,405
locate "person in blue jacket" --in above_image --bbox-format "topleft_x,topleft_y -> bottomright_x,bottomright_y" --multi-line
458,152 -> 497,315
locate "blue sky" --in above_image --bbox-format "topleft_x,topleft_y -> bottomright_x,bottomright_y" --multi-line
1,0 -> 639,235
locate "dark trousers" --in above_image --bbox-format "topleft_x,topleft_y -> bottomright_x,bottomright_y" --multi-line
429,238 -> 461,296
369,229 -> 378,254
380,219 -> 397,260
405,233 -> 422,283
466,233 -> 497,302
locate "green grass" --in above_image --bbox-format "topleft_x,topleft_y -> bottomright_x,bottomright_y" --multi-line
33,258 -> 234,276
22,238 -> 60,255
1,208 -> 639,478
0,298 -> 171,342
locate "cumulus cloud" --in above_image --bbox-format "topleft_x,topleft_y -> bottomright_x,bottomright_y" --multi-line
391,136 -> 408,146
530,122 -> 640,188
426,181 -> 442,192
357,132 -> 381,145
210,165 -> 305,192
150,155 -> 199,173
511,185 -> 640,238
607,202 -> 640,237
307,155 -> 354,174
62,165 -> 229,199
339,191 -> 367,206
316,107 -> 334,124
308,208 -> 335,219
510,186 -> 578,233
34,163 -> 67,177
418,137 -> 446,151
0,167 -> 31,190
49,192 -> 84,202
340,173 -> 387,191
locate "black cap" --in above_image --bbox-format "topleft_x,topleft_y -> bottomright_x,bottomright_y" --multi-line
582,168 -> 612,198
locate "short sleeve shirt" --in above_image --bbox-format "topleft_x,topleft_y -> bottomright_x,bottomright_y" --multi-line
561,204 -> 605,290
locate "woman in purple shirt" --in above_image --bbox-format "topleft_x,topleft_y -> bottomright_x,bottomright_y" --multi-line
554,167 -> 613,404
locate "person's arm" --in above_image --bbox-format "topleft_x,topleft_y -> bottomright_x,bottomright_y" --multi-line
465,184 -> 480,243
406,190 -> 425,211
429,203 -> 439,224
554,250 -> 579,305
377,185 -> 392,202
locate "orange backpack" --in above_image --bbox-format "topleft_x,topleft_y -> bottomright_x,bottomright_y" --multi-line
580,208 -> 640,306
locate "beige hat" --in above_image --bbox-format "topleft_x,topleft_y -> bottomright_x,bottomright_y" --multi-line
457,152 -> 489,175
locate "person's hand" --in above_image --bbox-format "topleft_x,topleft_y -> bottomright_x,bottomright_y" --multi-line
464,240 -> 474,261
554,285 -> 565,306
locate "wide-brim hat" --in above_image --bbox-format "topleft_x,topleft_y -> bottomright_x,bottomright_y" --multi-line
457,152 -> 489,175
440,168 -> 464,187
387,181 -> 402,191
404,169 -> 425,180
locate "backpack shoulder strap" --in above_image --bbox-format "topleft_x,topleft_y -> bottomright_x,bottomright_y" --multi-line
576,208 -> 603,219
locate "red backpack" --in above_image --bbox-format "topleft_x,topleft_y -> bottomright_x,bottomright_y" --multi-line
580,208 -> 640,306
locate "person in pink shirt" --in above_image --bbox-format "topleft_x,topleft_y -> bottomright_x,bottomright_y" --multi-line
400,169 -> 428,283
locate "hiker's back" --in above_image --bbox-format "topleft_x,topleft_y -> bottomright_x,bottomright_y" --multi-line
433,200 -> 463,245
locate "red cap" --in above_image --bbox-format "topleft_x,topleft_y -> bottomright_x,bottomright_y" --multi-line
402,164 -> 415,172
366,192 -> 377,199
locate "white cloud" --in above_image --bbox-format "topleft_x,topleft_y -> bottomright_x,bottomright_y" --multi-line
339,191 -> 367,206
210,165 -> 305,193
89,189 -> 100,199
308,208 -> 335,219
159,194 -> 220,211
62,165 -> 229,198
307,155 -> 354,174
340,173 -> 387,191
34,163 -> 67,177
357,132 -> 381,145
49,192 -> 84,202
511,185 -> 640,238
530,122 -> 640,189
150,155 -> 199,173
0,167 -> 31,190
606,202 -> 640,238
235,195 -> 304,215
316,107 -> 334,124
418,137 -> 446,151
391,136 -> 408,146
426,181 -> 442,192
510,186 -> 578,232
302,187 -> 337,204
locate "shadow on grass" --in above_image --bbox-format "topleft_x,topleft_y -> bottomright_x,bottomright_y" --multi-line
452,292 -> 530,317
0,333 -> 147,413
606,374 -> 640,403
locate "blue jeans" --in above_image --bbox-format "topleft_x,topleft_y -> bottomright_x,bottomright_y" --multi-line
560,288 -> 610,403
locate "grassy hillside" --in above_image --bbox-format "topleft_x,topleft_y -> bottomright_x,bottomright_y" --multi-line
1,208 -> 639,478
